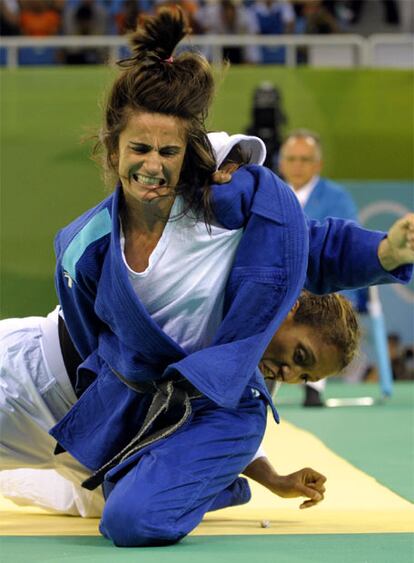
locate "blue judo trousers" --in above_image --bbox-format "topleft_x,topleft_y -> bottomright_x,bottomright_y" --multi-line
100,391 -> 267,546
50,166 -> 412,546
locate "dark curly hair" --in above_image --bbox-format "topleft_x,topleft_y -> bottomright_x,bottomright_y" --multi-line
294,291 -> 361,371
96,6 -> 216,223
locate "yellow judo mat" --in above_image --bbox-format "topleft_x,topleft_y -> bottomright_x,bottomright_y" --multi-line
1,416 -> 412,537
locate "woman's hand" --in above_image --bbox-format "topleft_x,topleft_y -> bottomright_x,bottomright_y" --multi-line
268,467 -> 327,509
378,213 -> 414,271
211,162 -> 239,185
211,170 -> 232,184
243,456 -> 326,509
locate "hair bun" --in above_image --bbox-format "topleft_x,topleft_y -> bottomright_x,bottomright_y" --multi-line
125,7 -> 190,66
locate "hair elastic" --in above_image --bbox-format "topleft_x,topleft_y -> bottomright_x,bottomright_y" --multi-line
164,56 -> 174,63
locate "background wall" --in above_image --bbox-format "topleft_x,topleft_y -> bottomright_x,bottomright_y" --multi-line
1,66 -> 413,341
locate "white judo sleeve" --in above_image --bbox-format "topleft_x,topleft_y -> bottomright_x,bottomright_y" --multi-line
0,468 -> 103,517
0,308 -> 104,517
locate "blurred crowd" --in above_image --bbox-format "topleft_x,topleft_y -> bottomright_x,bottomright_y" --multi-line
1,1 -> 411,52
363,335 -> 414,383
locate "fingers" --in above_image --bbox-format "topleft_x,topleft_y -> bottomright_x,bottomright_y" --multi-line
307,481 -> 326,495
300,498 -> 321,509
396,213 -> 414,227
211,170 -> 232,184
296,486 -> 324,509
307,473 -> 327,493
301,484 -> 324,501
297,468 -> 327,508
303,468 -> 327,488
402,213 -> 414,225
394,214 -> 414,247
404,214 -> 414,249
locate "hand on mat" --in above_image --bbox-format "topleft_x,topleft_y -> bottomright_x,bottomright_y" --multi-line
243,457 -> 326,510
378,213 -> 414,271
269,467 -> 327,510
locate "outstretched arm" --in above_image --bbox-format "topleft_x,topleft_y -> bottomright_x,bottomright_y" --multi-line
242,456 -> 326,509
306,214 -> 414,295
213,167 -> 413,292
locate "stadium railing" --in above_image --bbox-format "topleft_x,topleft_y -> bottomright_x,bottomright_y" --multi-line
0,33 -> 413,68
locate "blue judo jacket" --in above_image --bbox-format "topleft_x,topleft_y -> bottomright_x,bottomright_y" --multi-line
50,166 -> 412,471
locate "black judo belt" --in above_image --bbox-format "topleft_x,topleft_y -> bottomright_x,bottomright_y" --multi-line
81,371 -> 202,491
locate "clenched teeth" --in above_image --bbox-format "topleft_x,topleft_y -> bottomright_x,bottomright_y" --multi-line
132,173 -> 165,186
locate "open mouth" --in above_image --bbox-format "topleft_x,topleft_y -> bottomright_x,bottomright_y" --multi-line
131,173 -> 166,187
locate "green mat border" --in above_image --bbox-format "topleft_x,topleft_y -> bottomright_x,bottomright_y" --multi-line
1,533 -> 413,563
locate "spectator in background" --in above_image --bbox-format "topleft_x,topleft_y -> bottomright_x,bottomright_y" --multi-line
252,0 -> 295,64
0,0 -> 20,36
278,129 -> 362,407
62,0 -> 109,64
110,1 -> 201,36
364,334 -> 413,382
387,334 -> 407,381
20,0 -> 61,36
63,0 -> 108,35
292,1 -> 340,63
293,1 -> 340,33
112,0 -> 147,35
278,129 -> 357,220
403,346 -> 414,380
347,0 -> 400,26
303,0 -> 340,33
195,0 -> 260,64
398,0 -> 413,33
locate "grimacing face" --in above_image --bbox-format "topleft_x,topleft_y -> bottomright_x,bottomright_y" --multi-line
279,136 -> 322,191
259,311 -> 342,384
117,111 -> 188,207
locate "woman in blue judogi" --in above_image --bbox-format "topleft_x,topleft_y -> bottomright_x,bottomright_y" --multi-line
0,133 -> 361,520
2,8 -> 414,547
